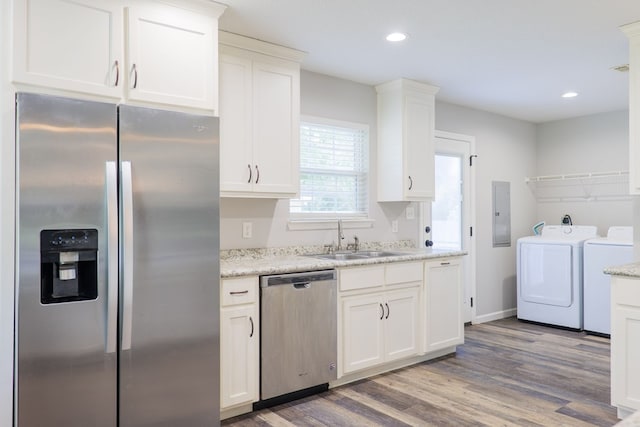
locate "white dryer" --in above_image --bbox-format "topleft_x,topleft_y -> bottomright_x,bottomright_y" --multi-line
583,226 -> 633,336
517,225 -> 598,329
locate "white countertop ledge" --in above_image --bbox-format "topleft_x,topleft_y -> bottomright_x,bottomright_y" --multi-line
605,262 -> 640,278
221,247 -> 467,278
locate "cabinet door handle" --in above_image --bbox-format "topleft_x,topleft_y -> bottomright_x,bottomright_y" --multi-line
408,175 -> 413,190
379,303 -> 384,320
230,290 -> 249,295
249,316 -> 254,337
385,302 -> 390,319
247,164 -> 252,183
255,165 -> 260,184
132,63 -> 138,89
114,60 -> 120,87
440,262 -> 451,266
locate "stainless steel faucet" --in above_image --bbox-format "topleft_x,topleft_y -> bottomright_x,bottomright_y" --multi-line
337,219 -> 344,251
346,235 -> 359,252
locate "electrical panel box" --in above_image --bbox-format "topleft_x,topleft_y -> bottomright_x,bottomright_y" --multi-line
492,181 -> 511,247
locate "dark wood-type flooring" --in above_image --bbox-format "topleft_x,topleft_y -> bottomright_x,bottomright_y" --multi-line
222,317 -> 619,426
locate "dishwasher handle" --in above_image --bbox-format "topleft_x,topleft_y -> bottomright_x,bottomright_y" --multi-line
294,282 -> 310,289
260,270 -> 336,287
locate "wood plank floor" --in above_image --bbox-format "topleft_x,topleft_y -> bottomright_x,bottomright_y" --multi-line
222,317 -> 619,426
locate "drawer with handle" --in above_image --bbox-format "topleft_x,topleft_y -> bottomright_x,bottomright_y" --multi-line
221,276 -> 258,306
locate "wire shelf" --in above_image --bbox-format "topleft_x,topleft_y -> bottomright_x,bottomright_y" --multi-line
525,170 -> 630,202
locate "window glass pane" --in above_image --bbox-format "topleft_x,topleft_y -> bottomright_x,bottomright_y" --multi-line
291,118 -> 369,217
432,154 -> 462,250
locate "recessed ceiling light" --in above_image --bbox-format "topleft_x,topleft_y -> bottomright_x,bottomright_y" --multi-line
561,92 -> 579,98
386,32 -> 407,42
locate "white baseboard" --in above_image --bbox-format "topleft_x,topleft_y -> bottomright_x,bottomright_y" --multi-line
473,308 -> 517,324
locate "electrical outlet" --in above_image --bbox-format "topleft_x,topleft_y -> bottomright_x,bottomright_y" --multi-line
391,220 -> 398,233
406,206 -> 415,220
242,222 -> 252,239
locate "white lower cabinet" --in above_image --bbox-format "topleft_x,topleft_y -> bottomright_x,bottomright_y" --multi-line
611,275 -> 640,418
424,258 -> 464,353
383,288 -> 421,360
339,262 -> 421,376
220,276 -> 259,410
342,293 -> 386,372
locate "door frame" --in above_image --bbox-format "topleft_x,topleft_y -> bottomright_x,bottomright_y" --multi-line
419,130 -> 476,324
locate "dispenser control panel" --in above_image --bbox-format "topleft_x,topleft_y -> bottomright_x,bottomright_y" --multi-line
40,228 -> 98,304
41,229 -> 98,251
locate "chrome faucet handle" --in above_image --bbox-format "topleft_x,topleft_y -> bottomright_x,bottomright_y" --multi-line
346,236 -> 360,252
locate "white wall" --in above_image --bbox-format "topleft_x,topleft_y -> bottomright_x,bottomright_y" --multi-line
535,110 -> 632,234
435,101 -> 538,320
0,0 -> 15,424
220,71 -> 420,249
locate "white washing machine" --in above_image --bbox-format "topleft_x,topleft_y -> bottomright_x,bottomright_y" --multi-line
517,225 -> 598,329
583,226 -> 633,336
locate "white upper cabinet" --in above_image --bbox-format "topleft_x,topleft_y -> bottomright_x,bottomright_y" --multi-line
125,2 -> 221,111
219,32 -> 304,198
12,0 -> 225,112
13,0 -> 123,98
621,22 -> 640,194
219,52 -> 253,193
376,79 -> 439,202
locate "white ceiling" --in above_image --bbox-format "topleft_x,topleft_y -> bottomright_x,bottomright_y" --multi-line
217,0 -> 640,123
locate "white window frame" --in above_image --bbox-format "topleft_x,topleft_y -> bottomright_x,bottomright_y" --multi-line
288,116 -> 373,231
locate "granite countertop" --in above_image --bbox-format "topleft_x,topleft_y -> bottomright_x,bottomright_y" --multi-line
220,241 -> 466,278
604,262 -> 640,278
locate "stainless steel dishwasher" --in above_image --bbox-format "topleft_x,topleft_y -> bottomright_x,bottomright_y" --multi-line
259,270 -> 337,404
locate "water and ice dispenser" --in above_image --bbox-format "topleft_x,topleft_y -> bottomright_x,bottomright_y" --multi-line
40,229 -> 98,304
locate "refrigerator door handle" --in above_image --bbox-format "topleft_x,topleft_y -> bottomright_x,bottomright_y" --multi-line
106,162 -> 118,353
121,161 -> 134,351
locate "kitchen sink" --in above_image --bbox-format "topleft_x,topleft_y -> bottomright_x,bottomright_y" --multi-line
356,251 -> 404,258
308,251 -> 404,260
311,253 -> 370,260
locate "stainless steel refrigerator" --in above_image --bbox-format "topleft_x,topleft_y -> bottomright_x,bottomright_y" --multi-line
15,93 -> 220,426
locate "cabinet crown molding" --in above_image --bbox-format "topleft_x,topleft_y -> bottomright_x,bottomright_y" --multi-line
375,78 -> 440,96
155,0 -> 227,17
219,31 -> 306,63
621,21 -> 640,38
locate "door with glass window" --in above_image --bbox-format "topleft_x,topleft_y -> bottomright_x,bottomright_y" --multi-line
420,133 -> 473,323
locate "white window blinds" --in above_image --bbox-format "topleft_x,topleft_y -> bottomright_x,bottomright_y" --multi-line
290,118 -> 369,217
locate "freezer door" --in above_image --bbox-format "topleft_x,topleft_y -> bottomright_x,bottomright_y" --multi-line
16,93 -> 118,426
118,105 -> 220,425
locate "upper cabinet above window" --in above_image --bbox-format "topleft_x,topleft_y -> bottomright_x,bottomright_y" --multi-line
376,79 -> 439,202
12,0 -> 225,113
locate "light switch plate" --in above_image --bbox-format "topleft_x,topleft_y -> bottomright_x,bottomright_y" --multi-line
391,220 -> 398,233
